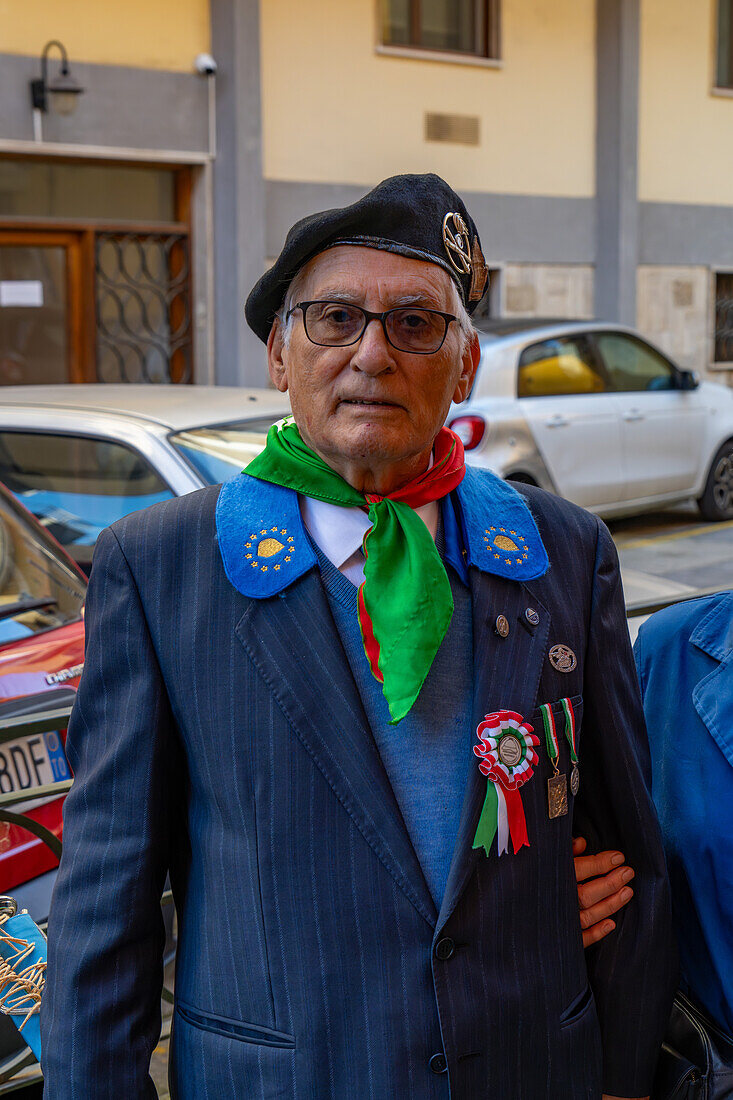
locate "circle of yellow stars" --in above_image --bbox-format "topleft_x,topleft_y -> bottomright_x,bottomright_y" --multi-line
483,526 -> 530,566
244,527 -> 296,572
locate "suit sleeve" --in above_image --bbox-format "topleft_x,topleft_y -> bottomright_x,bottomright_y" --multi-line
573,517 -> 676,1098
41,526 -> 180,1098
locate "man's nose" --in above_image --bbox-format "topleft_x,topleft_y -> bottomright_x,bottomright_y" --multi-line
352,318 -> 396,374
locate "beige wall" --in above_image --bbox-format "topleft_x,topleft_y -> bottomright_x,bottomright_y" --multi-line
0,0 -> 210,72
639,0 -> 733,205
636,265 -> 711,372
636,265 -> 733,388
261,0 -> 595,197
501,264 -> 593,318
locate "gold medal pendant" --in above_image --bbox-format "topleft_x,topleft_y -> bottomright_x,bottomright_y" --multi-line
547,772 -> 568,819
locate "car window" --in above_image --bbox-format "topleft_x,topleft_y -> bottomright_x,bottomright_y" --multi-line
0,489 -> 85,647
169,418 -> 278,485
0,432 -> 174,570
517,336 -> 607,397
594,332 -> 676,392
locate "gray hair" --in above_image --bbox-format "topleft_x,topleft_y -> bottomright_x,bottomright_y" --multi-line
276,265 -> 475,351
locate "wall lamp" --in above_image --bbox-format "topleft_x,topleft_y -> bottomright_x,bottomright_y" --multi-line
30,40 -> 84,119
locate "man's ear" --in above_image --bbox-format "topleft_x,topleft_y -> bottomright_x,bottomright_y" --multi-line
267,319 -> 289,393
453,331 -> 481,404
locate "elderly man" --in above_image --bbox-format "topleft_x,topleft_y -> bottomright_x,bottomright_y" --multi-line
42,175 -> 674,1099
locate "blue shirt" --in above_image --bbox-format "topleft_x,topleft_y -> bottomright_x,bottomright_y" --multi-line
635,591 -> 733,1035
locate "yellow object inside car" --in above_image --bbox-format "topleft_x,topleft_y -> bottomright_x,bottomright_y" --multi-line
518,350 -> 605,397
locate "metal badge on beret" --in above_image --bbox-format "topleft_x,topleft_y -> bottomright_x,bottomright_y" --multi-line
549,644 -> 577,673
442,212 -> 471,274
469,236 -> 489,302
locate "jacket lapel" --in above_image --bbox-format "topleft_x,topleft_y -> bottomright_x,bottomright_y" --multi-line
235,569 -> 438,928
437,568 -> 550,933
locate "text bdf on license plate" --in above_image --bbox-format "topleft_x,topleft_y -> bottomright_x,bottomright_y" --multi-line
0,730 -> 71,797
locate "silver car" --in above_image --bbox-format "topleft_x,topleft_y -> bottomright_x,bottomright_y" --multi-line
0,385 -> 290,572
447,319 -> 733,521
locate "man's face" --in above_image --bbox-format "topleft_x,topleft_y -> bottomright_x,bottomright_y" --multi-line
267,246 -> 479,485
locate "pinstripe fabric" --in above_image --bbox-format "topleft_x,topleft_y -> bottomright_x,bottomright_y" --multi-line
41,476 -> 675,1099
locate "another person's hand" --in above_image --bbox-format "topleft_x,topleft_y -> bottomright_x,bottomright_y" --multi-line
574,836 -> 635,948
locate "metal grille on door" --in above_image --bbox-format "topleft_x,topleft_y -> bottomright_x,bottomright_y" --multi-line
95,233 -> 192,383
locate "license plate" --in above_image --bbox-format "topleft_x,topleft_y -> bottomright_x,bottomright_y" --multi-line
0,730 -> 71,795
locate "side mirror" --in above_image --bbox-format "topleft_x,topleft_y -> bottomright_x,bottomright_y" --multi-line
678,370 -> 699,391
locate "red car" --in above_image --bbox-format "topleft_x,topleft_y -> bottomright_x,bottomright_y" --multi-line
0,482 -> 85,905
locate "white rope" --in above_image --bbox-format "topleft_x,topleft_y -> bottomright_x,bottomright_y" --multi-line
0,915 -> 45,1031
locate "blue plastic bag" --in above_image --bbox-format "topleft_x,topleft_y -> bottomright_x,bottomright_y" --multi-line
0,909 -> 46,1060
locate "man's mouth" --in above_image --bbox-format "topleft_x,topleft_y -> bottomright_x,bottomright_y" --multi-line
340,398 -> 401,407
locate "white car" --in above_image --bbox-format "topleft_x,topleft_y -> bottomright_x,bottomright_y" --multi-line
0,385 -> 290,573
448,319 -> 733,520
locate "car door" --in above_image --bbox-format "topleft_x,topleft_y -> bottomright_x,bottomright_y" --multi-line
516,333 -> 625,508
592,331 -> 707,502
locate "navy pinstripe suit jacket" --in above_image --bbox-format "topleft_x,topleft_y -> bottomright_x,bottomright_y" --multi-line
41,469 -> 675,1099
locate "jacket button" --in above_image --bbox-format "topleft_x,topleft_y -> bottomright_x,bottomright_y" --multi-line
525,607 -> 540,626
435,937 -> 455,960
429,1053 -> 448,1074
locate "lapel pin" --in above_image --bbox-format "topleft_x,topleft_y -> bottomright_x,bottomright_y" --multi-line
494,614 -> 510,638
548,644 -> 577,673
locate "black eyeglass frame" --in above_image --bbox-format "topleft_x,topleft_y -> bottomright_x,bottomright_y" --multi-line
286,300 -> 459,355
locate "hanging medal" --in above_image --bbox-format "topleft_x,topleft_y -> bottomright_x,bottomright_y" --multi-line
540,702 -> 568,819
472,710 -> 539,857
561,697 -> 580,795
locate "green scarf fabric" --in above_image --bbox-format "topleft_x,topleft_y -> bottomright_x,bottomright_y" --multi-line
245,417 -> 466,722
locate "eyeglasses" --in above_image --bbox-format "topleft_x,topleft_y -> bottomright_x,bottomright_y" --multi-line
286,300 -> 458,355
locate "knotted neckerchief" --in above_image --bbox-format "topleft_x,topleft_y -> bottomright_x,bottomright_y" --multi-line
246,417 -> 466,722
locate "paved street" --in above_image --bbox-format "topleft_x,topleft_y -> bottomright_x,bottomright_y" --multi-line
609,506 -> 733,639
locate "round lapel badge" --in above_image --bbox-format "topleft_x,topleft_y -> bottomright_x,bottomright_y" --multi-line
497,733 -> 523,768
549,644 -> 577,673
442,212 -> 471,274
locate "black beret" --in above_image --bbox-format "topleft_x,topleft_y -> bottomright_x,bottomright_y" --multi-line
245,172 -> 488,343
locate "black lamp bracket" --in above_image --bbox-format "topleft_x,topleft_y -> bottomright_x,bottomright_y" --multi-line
30,40 -> 81,112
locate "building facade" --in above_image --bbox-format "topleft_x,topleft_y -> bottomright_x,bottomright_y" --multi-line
1,0 -> 732,387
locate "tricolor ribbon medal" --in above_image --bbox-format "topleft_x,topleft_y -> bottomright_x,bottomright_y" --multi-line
472,710 -> 540,856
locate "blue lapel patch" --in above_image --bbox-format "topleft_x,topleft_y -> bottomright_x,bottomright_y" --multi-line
216,466 -> 549,599
453,466 -> 549,581
216,474 -> 317,597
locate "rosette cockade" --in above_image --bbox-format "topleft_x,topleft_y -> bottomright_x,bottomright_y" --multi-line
472,710 -> 540,856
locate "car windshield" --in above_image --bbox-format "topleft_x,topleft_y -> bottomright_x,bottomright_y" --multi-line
0,489 -> 85,648
168,417 -> 279,485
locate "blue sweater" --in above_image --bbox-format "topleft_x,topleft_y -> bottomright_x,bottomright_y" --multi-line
313,534 -> 474,906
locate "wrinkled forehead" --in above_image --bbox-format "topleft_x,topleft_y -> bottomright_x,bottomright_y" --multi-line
294,244 -> 457,307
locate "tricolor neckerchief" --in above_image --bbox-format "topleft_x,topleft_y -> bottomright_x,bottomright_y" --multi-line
245,417 -> 465,723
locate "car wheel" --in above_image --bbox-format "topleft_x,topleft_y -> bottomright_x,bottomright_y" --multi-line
698,440 -> 733,521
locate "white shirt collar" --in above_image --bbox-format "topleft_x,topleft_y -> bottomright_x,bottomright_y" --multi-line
299,495 -> 439,586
